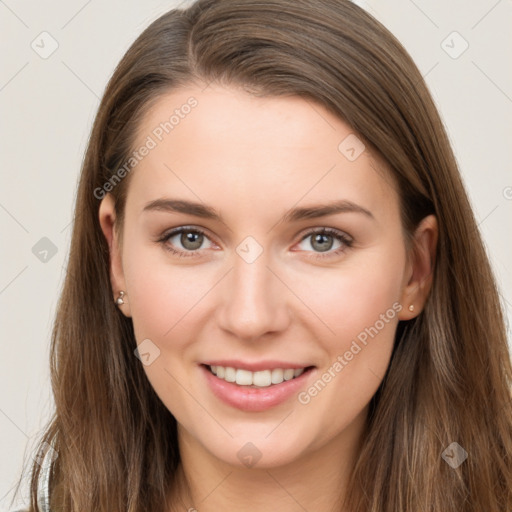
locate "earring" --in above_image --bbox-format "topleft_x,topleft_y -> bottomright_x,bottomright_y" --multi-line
408,304 -> 415,312
115,291 -> 125,306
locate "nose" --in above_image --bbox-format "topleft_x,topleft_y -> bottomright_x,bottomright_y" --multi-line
216,248 -> 291,342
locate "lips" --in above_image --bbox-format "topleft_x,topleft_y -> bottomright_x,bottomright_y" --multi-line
200,361 -> 316,412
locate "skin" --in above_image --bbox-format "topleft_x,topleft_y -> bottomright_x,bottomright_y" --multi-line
99,83 -> 437,511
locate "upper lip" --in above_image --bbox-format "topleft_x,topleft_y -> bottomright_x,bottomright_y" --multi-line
201,360 -> 314,372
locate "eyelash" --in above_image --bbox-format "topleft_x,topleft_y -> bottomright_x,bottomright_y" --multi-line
157,226 -> 353,260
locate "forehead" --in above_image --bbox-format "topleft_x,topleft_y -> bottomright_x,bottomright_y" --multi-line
125,84 -> 399,224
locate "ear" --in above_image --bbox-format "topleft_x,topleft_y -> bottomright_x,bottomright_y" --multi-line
98,193 -> 132,317
398,214 -> 438,320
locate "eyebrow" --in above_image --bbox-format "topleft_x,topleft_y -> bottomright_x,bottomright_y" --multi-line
142,198 -> 374,223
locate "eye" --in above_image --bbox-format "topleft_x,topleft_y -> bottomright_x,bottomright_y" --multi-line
295,227 -> 353,259
157,226 -> 353,260
157,226 -> 216,258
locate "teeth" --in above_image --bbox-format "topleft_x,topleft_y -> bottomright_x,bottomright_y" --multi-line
208,365 -> 306,387
225,366 -> 236,382
253,370 -> 272,387
236,369 -> 253,386
271,368 -> 283,384
283,369 -> 295,381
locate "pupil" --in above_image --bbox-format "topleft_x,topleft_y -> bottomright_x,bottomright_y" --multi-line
182,231 -> 203,250
313,234 -> 333,252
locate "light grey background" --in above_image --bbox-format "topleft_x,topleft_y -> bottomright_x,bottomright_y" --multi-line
1,0 -> 511,508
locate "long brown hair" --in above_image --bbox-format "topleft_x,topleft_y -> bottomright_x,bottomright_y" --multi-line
16,0 -> 512,510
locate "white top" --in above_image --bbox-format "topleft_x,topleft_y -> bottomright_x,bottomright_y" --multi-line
10,448 -> 51,512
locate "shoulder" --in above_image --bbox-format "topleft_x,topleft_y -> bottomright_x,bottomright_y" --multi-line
9,452 -> 52,512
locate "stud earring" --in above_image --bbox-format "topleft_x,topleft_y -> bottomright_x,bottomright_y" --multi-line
115,291 -> 126,306
408,304 -> 414,312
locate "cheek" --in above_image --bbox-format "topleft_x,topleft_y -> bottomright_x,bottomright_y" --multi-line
121,243 -> 214,417
293,248 -> 405,442
295,247 -> 406,349
122,236 -> 212,344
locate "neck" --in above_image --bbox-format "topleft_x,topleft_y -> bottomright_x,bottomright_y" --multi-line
170,408 -> 367,512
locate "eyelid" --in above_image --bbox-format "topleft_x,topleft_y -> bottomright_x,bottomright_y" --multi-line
157,225 -> 353,259
293,226 -> 353,257
156,225 -> 217,257
298,226 -> 353,242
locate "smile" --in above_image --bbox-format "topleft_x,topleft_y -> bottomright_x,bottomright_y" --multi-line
201,363 -> 316,412
208,364 -> 306,387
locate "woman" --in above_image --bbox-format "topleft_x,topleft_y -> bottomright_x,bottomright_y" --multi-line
13,0 -> 512,510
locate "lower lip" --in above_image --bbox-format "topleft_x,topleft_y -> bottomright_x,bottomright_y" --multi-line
201,364 -> 315,412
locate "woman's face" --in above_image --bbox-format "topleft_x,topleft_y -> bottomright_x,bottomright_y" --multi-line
101,84 -> 417,469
